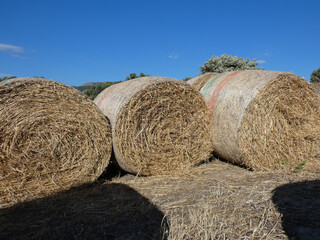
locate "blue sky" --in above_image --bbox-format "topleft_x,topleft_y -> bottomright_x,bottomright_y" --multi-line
1,0 -> 319,86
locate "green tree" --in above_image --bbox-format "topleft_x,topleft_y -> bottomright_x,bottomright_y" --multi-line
182,77 -> 191,81
83,81 -> 123,100
310,67 -> 320,83
126,72 -> 150,80
0,76 -> 17,82
200,54 -> 261,73
129,73 -> 137,79
83,72 -> 151,100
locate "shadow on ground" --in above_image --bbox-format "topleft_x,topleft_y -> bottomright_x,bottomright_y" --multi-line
0,182 -> 168,240
272,180 -> 320,240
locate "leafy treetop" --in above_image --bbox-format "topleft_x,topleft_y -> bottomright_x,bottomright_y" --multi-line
125,72 -> 150,80
83,72 -> 150,100
0,76 -> 17,82
200,54 -> 261,73
182,77 -> 191,81
310,67 -> 320,83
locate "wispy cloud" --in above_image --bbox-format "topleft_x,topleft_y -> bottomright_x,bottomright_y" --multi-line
256,59 -> 266,64
10,54 -> 28,59
0,73 -> 13,78
0,43 -> 24,53
168,52 -> 179,59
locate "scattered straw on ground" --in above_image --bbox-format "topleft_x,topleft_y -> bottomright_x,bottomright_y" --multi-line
0,78 -> 112,208
114,160 -> 320,240
1,159 -> 319,239
95,77 -> 212,175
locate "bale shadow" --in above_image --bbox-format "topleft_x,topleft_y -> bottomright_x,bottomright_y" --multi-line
196,151 -> 253,171
0,182 -> 168,240
272,180 -> 320,240
98,148 -> 127,181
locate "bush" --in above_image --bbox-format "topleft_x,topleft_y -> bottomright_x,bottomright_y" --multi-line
200,54 -> 261,73
0,76 -> 17,82
310,67 -> 320,83
83,81 -> 123,100
83,73 -> 151,100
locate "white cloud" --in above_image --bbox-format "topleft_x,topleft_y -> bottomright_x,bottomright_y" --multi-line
10,54 -> 27,59
0,73 -> 13,78
256,59 -> 266,64
168,53 -> 179,59
0,43 -> 24,53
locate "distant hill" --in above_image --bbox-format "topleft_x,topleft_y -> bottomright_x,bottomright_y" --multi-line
81,82 -> 106,87
73,73 -> 151,98
73,82 -> 106,92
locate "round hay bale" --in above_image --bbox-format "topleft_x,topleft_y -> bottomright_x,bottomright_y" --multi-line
200,70 -> 320,170
187,72 -> 218,91
0,78 -> 112,207
311,82 -> 320,95
94,76 -> 212,175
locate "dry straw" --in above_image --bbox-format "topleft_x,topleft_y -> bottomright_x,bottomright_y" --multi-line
311,82 -> 320,95
0,78 -> 112,207
200,70 -> 320,170
94,77 -> 212,175
187,72 -> 218,91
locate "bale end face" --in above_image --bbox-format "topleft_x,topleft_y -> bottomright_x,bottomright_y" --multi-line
97,78 -> 213,175
239,73 -> 320,171
0,78 -> 112,207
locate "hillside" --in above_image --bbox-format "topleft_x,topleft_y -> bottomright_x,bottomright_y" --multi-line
81,82 -> 106,87
73,82 -> 106,92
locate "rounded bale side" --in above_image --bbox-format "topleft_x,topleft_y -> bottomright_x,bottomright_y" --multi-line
0,78 -> 112,207
201,70 -> 320,170
311,82 -> 320,95
187,72 -> 218,91
95,77 -> 212,175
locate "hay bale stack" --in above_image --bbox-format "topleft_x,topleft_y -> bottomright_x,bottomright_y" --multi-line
200,70 -> 320,170
0,78 -> 112,207
187,72 -> 218,91
94,77 -> 212,175
311,82 -> 320,95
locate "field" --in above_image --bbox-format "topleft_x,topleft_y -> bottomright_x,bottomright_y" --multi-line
1,158 -> 319,240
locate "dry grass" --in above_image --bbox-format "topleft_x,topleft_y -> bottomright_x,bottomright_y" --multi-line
1,160 -> 319,239
311,82 -> 320,95
114,160 -> 320,239
95,77 -> 212,175
0,78 -> 112,208
201,70 -> 320,170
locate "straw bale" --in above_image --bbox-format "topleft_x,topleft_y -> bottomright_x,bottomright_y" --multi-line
95,77 -> 212,175
200,70 -> 320,170
0,78 -> 112,207
311,82 -> 320,95
187,72 -> 218,91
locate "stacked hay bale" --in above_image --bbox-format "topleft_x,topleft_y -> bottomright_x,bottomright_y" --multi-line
187,72 -> 218,91
95,76 -> 212,175
0,78 -> 112,207
200,70 -> 320,170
